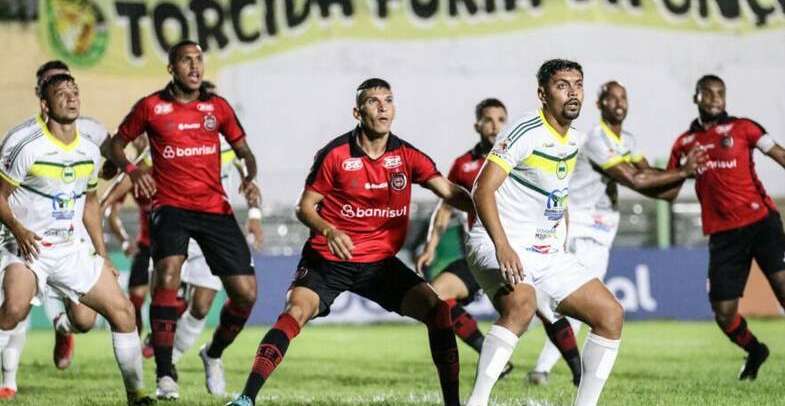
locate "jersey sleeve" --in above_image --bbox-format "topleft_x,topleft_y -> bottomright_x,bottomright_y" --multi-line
584,132 -> 624,169
0,135 -> 34,187
625,133 -> 645,163
446,158 -> 462,184
218,98 -> 246,144
487,120 -> 536,174
666,137 -> 685,170
742,119 -> 775,153
408,147 -> 440,185
86,150 -> 100,192
304,148 -> 336,195
117,98 -> 148,142
77,117 -> 109,147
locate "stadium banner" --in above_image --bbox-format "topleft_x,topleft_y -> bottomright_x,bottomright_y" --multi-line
39,0 -> 785,72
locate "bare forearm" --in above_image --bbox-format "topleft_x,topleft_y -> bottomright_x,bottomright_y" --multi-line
106,205 -> 129,245
233,142 -> 258,181
473,188 -> 509,249
639,180 -> 684,201
424,200 -> 453,250
0,196 -> 21,234
295,204 -> 334,236
444,184 -> 473,213
627,168 -> 688,191
108,136 -> 132,169
84,194 -> 107,256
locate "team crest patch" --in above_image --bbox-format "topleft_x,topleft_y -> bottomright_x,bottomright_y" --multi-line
390,172 -> 407,191
294,265 -> 309,280
61,166 -> 75,183
203,114 -> 218,131
721,135 -> 734,149
556,160 -> 568,179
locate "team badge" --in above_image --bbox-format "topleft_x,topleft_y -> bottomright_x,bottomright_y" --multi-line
390,172 -> 407,191
556,160 -> 568,179
203,113 -> 218,131
61,166 -> 76,183
721,135 -> 734,149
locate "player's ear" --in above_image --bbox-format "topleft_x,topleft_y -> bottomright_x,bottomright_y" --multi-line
537,86 -> 546,105
474,121 -> 482,134
352,105 -> 361,121
167,64 -> 173,75
40,98 -> 49,117
693,91 -> 701,105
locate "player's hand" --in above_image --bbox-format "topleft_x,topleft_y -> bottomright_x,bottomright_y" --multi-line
122,240 -> 138,257
129,166 -> 156,199
495,242 -> 524,286
415,246 -> 436,276
99,160 -> 119,180
325,228 -> 354,260
246,218 -> 264,252
103,257 -> 120,277
683,146 -> 709,176
11,224 -> 42,261
240,180 -> 261,208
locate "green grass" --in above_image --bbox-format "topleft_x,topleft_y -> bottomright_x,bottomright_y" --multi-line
8,320 -> 785,405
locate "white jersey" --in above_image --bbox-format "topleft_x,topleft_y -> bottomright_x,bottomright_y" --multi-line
0,115 -> 101,246
569,122 -> 643,246
468,110 -> 584,255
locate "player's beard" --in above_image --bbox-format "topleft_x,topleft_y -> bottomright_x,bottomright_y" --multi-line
699,108 -> 725,123
562,99 -> 582,120
49,111 -> 77,125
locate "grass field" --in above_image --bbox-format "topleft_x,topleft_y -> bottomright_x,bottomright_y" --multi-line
8,320 -> 785,405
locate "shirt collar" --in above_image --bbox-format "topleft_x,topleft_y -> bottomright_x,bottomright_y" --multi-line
689,111 -> 733,133
348,126 -> 401,158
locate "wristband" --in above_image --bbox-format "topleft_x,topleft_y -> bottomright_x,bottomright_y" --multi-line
248,207 -> 262,220
124,162 -> 138,174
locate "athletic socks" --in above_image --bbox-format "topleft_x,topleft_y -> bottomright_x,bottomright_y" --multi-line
242,313 -> 301,400
534,317 -> 582,373
172,309 -> 207,364
447,299 -> 485,353
722,314 -> 760,353
466,324 -> 519,406
206,300 -> 253,359
149,288 -> 179,378
542,317 -> 582,383
2,321 -> 27,391
575,333 -> 620,406
111,331 -> 145,394
129,293 -> 145,335
54,312 -> 73,335
426,300 -> 460,406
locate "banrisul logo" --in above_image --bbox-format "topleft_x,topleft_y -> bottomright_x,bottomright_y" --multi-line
44,0 -> 109,67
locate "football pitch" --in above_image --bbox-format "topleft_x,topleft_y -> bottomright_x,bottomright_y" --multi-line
11,320 -> 784,405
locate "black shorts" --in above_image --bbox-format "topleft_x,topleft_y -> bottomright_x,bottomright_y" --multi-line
708,211 -> 785,301
291,248 -> 426,318
440,258 -> 482,306
150,206 -> 254,277
128,243 -> 152,288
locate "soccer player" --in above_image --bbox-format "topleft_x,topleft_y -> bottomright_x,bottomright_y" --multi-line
465,59 -> 622,406
0,74 -> 154,405
227,78 -> 472,406
665,75 -> 785,380
109,40 -> 261,400
528,80 -> 706,385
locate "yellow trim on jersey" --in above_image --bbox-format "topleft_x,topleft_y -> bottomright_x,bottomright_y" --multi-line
599,155 -> 626,170
523,153 -> 577,177
221,149 -> 237,165
629,153 -> 645,163
599,120 -> 623,144
487,153 -> 512,174
36,115 -> 81,152
539,110 -> 570,145
0,171 -> 21,187
29,161 -> 94,181
86,177 -> 99,191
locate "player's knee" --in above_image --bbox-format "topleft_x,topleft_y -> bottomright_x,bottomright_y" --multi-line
109,299 -> 138,333
70,314 -> 96,333
594,300 -> 624,339
284,305 -> 312,327
0,302 -> 29,328
190,301 -> 210,320
233,286 -> 257,308
498,297 -> 535,334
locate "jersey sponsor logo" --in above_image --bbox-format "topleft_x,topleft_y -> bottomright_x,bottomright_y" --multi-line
161,144 -> 217,159
340,204 -> 407,219
535,226 -> 557,241
527,244 -> 552,254
43,225 -> 75,241
342,158 -> 363,171
177,122 -> 201,131
390,172 -> 407,191
154,103 -> 173,115
716,123 -> 734,135
383,155 -> 402,169
702,158 -> 737,171
545,188 -> 568,221
364,182 -> 388,190
681,134 -> 695,145
197,103 -> 215,112
51,192 -> 78,220
462,161 -> 481,172
203,113 -> 218,131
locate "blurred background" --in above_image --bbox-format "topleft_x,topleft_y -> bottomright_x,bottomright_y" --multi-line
1,0 -> 783,328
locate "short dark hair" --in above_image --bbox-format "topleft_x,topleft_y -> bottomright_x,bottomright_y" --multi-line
355,78 -> 391,106
695,74 -> 724,94
39,73 -> 76,101
475,98 -> 506,120
536,59 -> 583,87
168,40 -> 201,66
35,60 -> 70,97
597,80 -> 624,102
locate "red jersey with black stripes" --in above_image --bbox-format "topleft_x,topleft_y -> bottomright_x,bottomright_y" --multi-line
306,128 -> 441,262
117,84 -> 245,214
447,143 -> 486,229
667,114 -> 777,235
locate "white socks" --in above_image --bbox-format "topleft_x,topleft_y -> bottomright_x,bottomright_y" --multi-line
534,316 -> 583,373
574,333 -> 620,406
111,331 -> 144,394
54,312 -> 73,335
466,325 -> 520,406
2,319 -> 27,390
172,310 -> 207,364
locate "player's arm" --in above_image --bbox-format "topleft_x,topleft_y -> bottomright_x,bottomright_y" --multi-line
233,157 -> 264,251
0,177 -> 40,260
83,191 -> 108,258
603,146 -> 705,192
423,176 -> 473,213
472,161 -> 523,285
108,134 -> 156,198
229,139 -> 261,207
415,200 -> 455,273
103,195 -> 136,257
765,144 -> 785,169
295,188 -> 354,260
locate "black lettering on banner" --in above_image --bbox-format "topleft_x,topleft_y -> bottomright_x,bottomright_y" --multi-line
411,0 -> 439,19
316,0 -> 354,18
190,0 -> 230,51
264,0 -> 279,36
660,0 -> 691,15
230,0 -> 261,42
449,0 -> 479,16
375,0 -> 394,18
285,0 -> 311,28
115,2 -> 148,58
483,0 -> 495,13
747,0 -> 777,26
153,2 -> 190,52
712,0 -> 741,19
503,0 -> 542,12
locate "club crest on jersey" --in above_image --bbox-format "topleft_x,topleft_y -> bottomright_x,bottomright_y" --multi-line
154,103 -> 173,115
203,114 -> 218,131
390,172 -> 407,191
342,158 -> 363,171
61,166 -> 75,183
383,155 -> 402,169
721,135 -> 734,149
556,160 -> 568,179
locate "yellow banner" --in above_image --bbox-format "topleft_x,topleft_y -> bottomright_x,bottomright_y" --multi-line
39,0 -> 785,73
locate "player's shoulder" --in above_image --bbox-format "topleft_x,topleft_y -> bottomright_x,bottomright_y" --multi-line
730,116 -> 766,134
392,134 -> 436,163
504,111 -> 543,134
77,116 -> 108,144
3,116 -> 40,144
312,130 -> 353,166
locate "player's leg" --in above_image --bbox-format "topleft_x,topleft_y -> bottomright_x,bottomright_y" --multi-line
530,308 -> 581,386
0,263 -> 37,343
0,315 -> 27,399
555,278 -> 623,406
128,243 -> 152,336
432,260 -> 487,354
172,285 -> 216,364
51,298 -> 97,370
79,261 -> 154,404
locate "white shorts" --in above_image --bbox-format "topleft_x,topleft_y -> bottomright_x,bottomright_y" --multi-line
1,240 -> 103,305
568,237 -> 611,281
466,237 -> 595,315
180,240 -> 223,292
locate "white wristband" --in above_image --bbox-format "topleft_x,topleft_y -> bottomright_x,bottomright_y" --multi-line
248,207 -> 262,220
